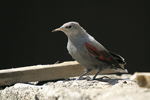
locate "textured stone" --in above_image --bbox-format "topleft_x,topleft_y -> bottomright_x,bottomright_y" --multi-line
0,61 -> 128,86
0,74 -> 150,100
130,72 -> 150,88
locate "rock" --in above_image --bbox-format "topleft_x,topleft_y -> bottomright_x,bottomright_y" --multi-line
0,61 -> 128,86
130,72 -> 150,88
0,74 -> 150,100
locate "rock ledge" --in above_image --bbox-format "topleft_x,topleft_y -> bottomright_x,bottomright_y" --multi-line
0,74 -> 150,100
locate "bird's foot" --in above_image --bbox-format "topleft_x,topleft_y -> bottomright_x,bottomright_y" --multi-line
76,76 -> 91,80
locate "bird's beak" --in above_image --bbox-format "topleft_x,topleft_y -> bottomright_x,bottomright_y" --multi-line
52,28 -> 62,32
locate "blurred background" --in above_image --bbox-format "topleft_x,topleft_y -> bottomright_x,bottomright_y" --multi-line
0,1 -> 150,74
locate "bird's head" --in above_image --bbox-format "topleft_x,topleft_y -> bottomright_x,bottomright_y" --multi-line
52,21 -> 85,37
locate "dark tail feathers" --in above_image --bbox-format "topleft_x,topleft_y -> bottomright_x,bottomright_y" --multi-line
110,51 -> 126,65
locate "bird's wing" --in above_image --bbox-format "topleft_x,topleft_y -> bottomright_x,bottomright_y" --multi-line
85,42 -> 123,69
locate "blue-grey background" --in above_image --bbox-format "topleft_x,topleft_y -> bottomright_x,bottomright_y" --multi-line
0,1 -> 150,73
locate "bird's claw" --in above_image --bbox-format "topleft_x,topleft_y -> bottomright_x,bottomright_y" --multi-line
76,76 -> 91,80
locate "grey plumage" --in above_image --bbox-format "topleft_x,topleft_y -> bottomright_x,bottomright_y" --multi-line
52,21 -> 128,80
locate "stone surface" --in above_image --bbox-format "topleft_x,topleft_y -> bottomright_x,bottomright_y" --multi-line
0,74 -> 150,100
130,72 -> 150,88
0,61 -> 128,86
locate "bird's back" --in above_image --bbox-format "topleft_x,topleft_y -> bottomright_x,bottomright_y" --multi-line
67,33 -> 126,71
67,35 -> 110,70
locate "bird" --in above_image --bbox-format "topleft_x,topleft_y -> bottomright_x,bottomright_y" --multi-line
52,21 -> 127,80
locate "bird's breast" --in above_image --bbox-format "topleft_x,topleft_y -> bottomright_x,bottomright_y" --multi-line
67,40 -> 86,57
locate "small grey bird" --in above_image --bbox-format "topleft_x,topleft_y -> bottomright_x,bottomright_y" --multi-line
52,21 -> 127,80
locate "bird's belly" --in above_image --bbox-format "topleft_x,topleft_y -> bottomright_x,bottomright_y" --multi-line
68,47 -> 101,70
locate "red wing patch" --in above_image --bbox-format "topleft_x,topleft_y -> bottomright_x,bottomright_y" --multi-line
85,43 -> 111,61
85,42 -> 123,69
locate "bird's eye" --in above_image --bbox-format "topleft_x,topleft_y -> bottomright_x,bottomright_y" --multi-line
66,25 -> 72,28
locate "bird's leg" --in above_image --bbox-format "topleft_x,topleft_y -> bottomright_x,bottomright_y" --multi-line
92,68 -> 110,80
77,69 -> 91,80
92,69 -> 101,80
